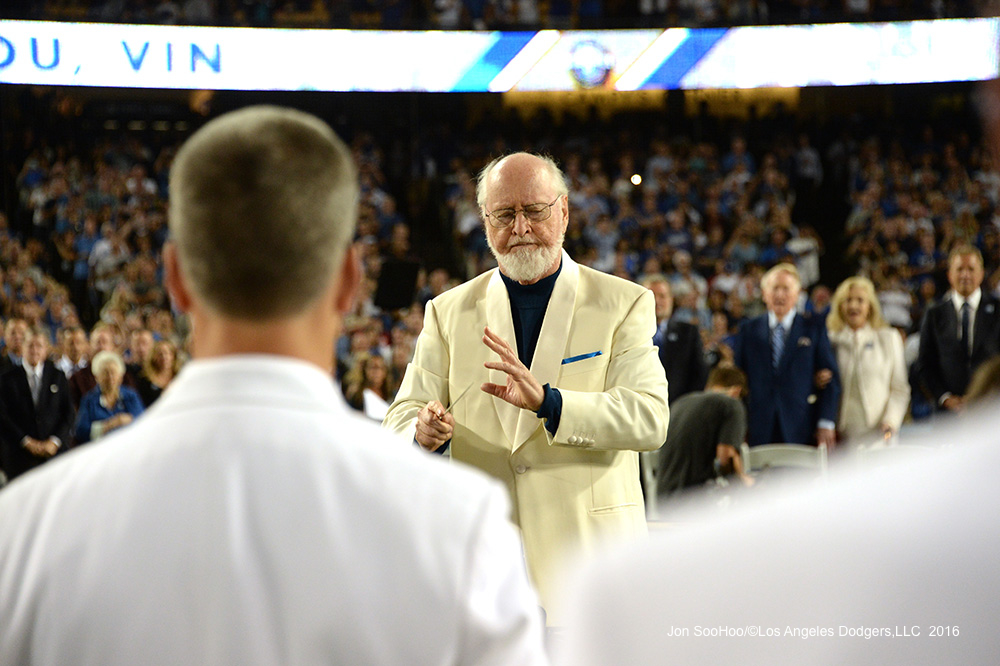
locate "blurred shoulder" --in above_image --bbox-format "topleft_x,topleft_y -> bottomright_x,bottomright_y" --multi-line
577,263 -> 647,300
798,311 -> 829,334
875,325 -> 905,347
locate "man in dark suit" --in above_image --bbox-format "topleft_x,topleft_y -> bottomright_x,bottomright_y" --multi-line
734,263 -> 840,447
0,318 -> 28,373
917,244 -> 1000,413
0,327 -> 75,481
642,274 -> 707,404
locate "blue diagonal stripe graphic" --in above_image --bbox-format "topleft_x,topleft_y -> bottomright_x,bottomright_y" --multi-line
641,28 -> 728,89
452,32 -> 536,92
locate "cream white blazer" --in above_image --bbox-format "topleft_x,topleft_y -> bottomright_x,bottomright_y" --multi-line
829,324 -> 910,441
384,253 -> 670,625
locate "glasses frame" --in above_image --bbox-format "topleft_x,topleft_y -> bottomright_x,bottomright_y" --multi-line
484,196 -> 562,229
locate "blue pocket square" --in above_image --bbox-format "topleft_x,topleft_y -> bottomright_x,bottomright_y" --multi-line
562,351 -> 602,365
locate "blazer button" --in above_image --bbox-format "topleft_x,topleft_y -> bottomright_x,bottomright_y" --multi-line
569,435 -> 579,444
515,464 -> 527,474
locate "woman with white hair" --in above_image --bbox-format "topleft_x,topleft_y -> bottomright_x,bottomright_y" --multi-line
827,276 -> 910,448
75,350 -> 145,444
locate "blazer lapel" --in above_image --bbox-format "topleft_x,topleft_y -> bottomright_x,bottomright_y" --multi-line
485,269 -> 519,447
513,252 -> 578,451
15,367 -> 38,421
854,325 -> 876,402
938,302 -> 960,354
972,296 -> 997,359
37,363 -> 62,417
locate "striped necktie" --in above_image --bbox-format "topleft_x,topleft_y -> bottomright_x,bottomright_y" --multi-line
772,324 -> 785,368
27,368 -> 41,405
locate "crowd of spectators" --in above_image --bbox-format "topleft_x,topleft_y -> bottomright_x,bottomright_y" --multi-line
6,0 -> 982,30
0,88 -> 995,453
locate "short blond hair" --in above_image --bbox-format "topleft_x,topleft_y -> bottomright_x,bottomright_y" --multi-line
169,106 -> 358,320
827,276 -> 887,332
948,243 -> 983,268
760,262 -> 801,292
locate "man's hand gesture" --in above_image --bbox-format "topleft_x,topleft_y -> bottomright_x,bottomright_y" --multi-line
481,326 -> 545,412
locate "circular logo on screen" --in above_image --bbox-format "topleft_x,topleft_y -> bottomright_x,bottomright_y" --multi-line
569,40 -> 614,89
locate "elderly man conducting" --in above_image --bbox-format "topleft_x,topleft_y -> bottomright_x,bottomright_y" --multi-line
384,152 -> 670,625
0,108 -> 547,665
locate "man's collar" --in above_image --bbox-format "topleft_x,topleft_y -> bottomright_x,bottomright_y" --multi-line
951,288 -> 983,311
767,309 -> 796,330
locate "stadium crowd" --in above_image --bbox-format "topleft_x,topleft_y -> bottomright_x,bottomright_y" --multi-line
4,0 -> 982,29
0,87 -> 996,484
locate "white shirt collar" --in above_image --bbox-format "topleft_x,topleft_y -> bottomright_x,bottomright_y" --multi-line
61,355 -> 86,369
767,309 -> 797,331
158,355 -> 344,413
951,288 -> 982,312
22,359 -> 42,376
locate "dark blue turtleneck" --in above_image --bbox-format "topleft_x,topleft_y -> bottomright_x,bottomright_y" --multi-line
500,261 -> 563,435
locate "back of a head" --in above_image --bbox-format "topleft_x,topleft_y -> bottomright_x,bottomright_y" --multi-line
707,365 -> 748,398
169,106 -> 358,320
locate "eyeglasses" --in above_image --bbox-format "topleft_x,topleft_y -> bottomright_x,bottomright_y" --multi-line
484,197 -> 561,228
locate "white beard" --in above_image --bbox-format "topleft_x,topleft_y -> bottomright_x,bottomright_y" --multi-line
487,233 -> 564,283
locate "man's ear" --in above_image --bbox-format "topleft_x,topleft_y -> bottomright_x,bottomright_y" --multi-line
334,244 -> 362,315
557,193 -> 570,233
163,242 -> 193,314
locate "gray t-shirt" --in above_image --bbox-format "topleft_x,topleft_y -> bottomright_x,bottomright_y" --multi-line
656,390 -> 746,497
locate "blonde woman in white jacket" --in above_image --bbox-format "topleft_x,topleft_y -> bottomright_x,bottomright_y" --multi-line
827,277 -> 910,447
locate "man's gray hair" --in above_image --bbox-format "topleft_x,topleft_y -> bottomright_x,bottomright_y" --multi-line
760,262 -> 801,292
475,152 -> 569,211
639,273 -> 671,291
169,105 -> 358,320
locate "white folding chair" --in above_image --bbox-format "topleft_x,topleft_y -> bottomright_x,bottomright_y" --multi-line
740,443 -> 829,476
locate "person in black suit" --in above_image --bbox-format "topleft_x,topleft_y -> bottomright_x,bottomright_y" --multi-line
733,263 -> 840,448
642,274 -> 707,404
917,244 -> 1000,413
0,327 -> 75,481
640,274 -> 708,509
0,318 -> 28,373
